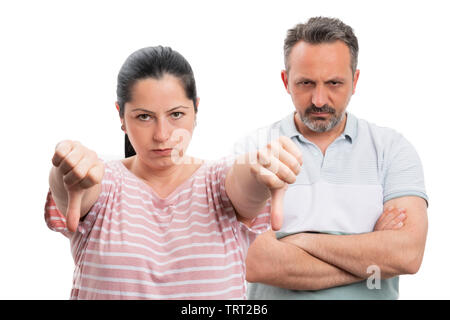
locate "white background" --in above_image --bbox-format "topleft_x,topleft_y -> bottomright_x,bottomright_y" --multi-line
1,0 -> 449,299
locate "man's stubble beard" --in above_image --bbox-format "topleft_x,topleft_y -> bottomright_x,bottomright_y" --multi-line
299,104 -> 346,133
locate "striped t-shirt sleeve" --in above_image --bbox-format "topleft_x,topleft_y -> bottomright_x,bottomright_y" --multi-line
208,157 -> 271,253
44,161 -> 115,265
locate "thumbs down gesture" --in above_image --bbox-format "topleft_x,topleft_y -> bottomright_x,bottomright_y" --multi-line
51,140 -> 104,232
249,136 -> 303,230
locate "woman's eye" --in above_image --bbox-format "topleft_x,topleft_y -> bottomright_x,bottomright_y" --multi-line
171,112 -> 184,119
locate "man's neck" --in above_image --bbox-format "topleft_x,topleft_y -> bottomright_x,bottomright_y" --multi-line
294,112 -> 347,154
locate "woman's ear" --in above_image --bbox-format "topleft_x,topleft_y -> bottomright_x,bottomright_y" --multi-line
116,102 -> 126,132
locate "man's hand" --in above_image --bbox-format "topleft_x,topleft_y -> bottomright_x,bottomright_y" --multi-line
52,140 -> 104,232
374,206 -> 407,231
250,136 -> 303,230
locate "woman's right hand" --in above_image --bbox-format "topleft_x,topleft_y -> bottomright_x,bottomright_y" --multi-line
51,140 -> 104,232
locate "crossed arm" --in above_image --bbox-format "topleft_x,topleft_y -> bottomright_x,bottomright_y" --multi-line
245,196 -> 428,290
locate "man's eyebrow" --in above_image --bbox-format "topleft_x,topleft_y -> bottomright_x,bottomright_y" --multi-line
295,76 -> 314,82
326,77 -> 346,82
130,105 -> 190,113
294,76 -> 346,83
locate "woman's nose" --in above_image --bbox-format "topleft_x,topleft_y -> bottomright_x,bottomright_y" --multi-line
153,119 -> 171,142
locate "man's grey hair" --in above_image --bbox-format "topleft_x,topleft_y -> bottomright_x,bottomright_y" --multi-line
284,17 -> 359,74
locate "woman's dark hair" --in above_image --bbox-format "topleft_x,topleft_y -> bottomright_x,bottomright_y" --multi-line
116,46 -> 198,158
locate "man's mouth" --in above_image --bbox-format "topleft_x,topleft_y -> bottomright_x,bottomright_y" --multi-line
310,112 -> 330,116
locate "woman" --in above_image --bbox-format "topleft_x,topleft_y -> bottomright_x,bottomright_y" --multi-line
45,46 -> 302,299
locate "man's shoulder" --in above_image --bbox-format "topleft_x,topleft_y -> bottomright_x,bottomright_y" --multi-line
352,114 -> 406,147
233,114 -> 292,154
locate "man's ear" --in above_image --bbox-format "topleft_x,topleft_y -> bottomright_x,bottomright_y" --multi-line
281,70 -> 290,94
195,97 -> 200,110
352,69 -> 360,95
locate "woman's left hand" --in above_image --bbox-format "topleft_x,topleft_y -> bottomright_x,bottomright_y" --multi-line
249,136 -> 303,230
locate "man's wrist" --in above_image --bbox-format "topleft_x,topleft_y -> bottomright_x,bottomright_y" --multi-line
280,232 -> 313,250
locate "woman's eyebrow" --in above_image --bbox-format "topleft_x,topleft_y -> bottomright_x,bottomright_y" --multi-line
167,105 -> 190,112
130,105 -> 190,113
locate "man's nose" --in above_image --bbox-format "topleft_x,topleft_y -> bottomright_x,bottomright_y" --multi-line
311,85 -> 328,108
153,118 -> 171,142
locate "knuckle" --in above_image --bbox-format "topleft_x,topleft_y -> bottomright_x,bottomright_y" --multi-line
54,147 -> 66,159
71,166 -> 84,179
268,140 -> 280,150
257,151 -> 270,166
55,139 -> 71,150
90,163 -> 105,184
64,156 -> 77,170
89,150 -> 99,160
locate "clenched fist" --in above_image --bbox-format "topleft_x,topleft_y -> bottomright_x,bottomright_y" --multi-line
250,136 -> 303,231
51,140 -> 104,232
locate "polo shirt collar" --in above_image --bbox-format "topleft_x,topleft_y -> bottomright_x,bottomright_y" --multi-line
343,112 -> 357,143
280,111 -> 358,143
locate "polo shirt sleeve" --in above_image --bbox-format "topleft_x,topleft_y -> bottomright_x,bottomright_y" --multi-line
383,134 -> 428,205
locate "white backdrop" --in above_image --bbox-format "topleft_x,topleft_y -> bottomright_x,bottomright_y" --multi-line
1,0 -> 449,299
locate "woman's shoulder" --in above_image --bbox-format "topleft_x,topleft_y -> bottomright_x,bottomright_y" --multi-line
203,155 -> 235,170
96,158 -> 131,185
199,155 -> 236,185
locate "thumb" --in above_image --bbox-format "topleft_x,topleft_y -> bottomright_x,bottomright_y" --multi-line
270,185 -> 287,231
66,188 -> 84,233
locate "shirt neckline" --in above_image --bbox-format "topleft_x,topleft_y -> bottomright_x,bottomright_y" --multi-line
117,159 -> 206,205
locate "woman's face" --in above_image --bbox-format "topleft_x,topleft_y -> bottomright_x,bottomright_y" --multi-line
121,74 -> 197,170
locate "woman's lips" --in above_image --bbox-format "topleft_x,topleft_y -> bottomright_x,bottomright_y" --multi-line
151,148 -> 173,156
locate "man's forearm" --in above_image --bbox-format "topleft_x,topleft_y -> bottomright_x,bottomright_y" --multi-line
246,232 -> 364,291
282,231 -> 416,279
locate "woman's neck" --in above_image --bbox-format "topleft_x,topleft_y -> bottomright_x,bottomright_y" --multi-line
124,155 -> 202,198
132,156 -> 185,181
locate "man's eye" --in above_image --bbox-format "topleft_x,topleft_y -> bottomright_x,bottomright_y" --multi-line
138,114 -> 151,121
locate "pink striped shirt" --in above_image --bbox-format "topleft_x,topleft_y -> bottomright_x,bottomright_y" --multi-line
44,157 -> 270,300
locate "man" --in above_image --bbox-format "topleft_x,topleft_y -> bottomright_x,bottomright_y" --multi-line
234,17 -> 428,299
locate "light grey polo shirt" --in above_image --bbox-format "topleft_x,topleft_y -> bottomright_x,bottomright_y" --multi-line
233,112 -> 428,300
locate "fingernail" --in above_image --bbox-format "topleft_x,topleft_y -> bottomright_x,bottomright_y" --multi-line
398,213 -> 406,219
397,222 -> 403,228
399,208 -> 406,213
387,206 -> 394,211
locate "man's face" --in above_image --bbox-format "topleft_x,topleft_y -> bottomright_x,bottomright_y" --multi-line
282,40 -> 359,134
